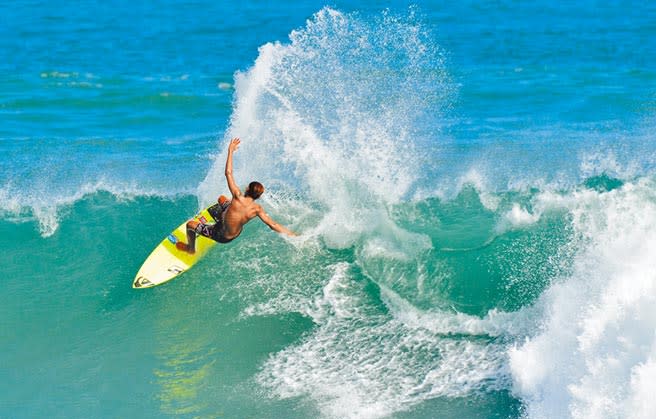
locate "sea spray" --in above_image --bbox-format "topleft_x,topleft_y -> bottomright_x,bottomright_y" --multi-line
198,7 -> 452,247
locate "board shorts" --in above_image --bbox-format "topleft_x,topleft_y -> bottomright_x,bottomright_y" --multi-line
193,222 -> 226,242
194,199 -> 237,243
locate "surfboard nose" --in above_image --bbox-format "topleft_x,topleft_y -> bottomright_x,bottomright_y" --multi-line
133,276 -> 154,289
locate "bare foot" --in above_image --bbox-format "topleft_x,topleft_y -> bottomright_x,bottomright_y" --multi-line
176,242 -> 195,254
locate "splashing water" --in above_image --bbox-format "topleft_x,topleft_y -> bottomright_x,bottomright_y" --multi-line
199,7 -> 451,248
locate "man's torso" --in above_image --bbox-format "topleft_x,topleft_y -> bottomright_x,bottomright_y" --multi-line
222,197 -> 259,239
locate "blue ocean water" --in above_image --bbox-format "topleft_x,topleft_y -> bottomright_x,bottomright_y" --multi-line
2,1 -> 656,418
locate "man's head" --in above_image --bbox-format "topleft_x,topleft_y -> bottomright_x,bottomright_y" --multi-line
245,181 -> 265,200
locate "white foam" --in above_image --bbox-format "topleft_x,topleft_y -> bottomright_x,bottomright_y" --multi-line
456,169 -> 502,211
509,179 -> 656,419
496,203 -> 542,233
626,351 -> 656,419
255,263 -> 513,419
380,285 -> 539,338
242,262 -> 358,324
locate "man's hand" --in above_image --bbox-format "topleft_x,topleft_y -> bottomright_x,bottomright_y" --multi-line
228,137 -> 240,153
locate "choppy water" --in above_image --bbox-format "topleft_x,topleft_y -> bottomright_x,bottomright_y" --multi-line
2,2 -> 656,418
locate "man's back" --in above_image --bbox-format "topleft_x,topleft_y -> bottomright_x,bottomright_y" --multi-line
223,196 -> 261,240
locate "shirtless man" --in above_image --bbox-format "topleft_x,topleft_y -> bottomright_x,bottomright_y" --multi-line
176,138 -> 296,254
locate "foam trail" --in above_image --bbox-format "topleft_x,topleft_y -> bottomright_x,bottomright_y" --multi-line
255,263 -> 513,419
509,179 -> 656,419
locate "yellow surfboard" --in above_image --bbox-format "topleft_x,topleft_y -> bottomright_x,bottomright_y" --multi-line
133,203 -> 222,289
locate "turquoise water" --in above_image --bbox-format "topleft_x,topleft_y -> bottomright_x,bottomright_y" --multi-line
2,2 -> 656,418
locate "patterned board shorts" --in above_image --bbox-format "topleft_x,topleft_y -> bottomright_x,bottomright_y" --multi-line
194,222 -> 217,239
193,200 -> 234,243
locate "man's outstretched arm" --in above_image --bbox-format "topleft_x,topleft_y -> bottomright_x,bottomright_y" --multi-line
257,207 -> 298,237
225,138 -> 242,198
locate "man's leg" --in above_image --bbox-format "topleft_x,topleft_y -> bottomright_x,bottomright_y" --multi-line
176,220 -> 200,254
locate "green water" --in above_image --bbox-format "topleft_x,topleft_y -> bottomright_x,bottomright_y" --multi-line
1,186 -> 572,418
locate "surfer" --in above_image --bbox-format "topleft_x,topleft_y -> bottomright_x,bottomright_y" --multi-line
176,138 -> 297,254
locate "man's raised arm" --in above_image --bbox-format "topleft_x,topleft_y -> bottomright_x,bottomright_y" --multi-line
225,138 -> 242,198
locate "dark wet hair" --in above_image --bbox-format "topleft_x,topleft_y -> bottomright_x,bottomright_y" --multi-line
245,181 -> 264,200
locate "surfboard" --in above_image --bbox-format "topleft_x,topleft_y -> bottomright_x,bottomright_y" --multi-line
133,203 -> 223,289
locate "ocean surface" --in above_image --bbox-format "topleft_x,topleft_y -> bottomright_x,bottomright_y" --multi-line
2,1 -> 656,418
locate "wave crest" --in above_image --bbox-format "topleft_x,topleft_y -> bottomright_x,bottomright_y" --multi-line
0,181 -> 181,237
